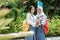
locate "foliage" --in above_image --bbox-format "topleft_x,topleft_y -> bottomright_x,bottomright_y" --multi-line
0,8 -> 14,34
0,0 -> 27,34
40,0 -> 60,18
46,18 -> 60,37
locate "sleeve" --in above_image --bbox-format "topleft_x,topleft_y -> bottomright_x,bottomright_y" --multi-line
26,13 -> 36,27
41,15 -> 47,25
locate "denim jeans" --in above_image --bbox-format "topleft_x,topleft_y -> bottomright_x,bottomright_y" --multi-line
25,25 -> 45,40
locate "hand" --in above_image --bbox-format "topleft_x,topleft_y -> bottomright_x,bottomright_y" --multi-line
36,20 -> 39,26
39,17 -> 42,21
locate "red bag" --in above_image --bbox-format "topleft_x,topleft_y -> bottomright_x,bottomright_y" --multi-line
42,20 -> 48,35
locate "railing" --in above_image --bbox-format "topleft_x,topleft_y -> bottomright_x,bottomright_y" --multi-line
0,31 -> 34,40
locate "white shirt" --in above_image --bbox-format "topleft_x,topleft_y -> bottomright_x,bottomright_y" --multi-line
41,15 -> 47,25
26,13 -> 36,27
36,13 -> 47,26
26,12 -> 47,27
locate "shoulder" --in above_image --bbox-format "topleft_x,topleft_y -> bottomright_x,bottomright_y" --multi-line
27,12 -> 30,15
27,12 -> 31,17
35,14 -> 39,18
26,13 -> 31,19
42,14 -> 47,19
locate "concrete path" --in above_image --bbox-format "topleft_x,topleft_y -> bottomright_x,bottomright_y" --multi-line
46,37 -> 60,40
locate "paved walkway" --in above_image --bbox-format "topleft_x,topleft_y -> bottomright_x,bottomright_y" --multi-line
46,37 -> 60,40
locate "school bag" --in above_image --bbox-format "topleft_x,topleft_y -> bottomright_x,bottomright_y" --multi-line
42,19 -> 48,35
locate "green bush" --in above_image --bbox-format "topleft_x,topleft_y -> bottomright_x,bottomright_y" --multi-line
47,18 -> 60,37
0,0 -> 26,34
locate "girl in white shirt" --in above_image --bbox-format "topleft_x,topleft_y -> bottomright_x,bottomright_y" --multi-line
35,6 -> 47,40
25,6 -> 37,40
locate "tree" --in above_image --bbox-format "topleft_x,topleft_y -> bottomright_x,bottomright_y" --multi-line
40,0 -> 60,18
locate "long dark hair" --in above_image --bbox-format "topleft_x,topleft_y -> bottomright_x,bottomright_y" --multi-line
29,6 -> 34,12
29,6 -> 36,15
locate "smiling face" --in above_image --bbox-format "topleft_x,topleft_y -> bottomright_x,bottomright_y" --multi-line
37,8 -> 41,14
31,7 -> 35,14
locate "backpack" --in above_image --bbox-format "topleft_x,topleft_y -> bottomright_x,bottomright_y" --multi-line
23,20 -> 29,32
42,19 -> 48,35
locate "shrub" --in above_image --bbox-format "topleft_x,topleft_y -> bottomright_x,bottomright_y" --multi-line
47,18 -> 60,37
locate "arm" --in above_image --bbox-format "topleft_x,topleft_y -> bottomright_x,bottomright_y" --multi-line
26,13 -> 36,27
41,15 -> 47,25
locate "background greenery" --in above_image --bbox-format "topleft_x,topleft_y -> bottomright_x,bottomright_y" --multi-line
0,0 -> 60,37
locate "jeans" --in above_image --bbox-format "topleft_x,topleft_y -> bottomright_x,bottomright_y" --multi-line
25,25 -> 45,40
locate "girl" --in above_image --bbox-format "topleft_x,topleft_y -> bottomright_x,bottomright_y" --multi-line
35,6 -> 47,40
25,6 -> 36,40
